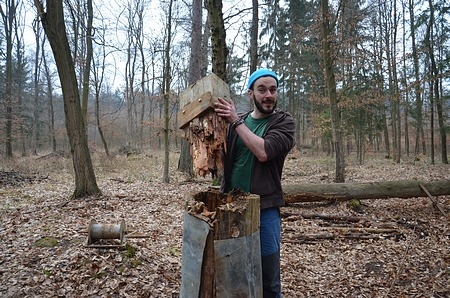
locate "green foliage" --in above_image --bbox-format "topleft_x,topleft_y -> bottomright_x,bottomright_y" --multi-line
42,269 -> 53,277
122,243 -> 136,259
121,244 -> 142,268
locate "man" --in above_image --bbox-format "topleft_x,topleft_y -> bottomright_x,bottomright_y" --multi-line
214,68 -> 295,297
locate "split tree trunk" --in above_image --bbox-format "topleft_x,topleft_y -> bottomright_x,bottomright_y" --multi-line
283,179 -> 450,203
181,190 -> 262,297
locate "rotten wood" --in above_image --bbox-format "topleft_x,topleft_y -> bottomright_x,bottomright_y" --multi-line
188,109 -> 227,177
283,179 -> 450,203
178,73 -> 230,177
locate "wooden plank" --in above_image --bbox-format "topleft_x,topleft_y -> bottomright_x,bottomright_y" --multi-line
178,73 -> 230,129
178,91 -> 213,129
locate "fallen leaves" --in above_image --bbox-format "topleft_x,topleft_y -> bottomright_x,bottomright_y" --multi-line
0,152 -> 449,297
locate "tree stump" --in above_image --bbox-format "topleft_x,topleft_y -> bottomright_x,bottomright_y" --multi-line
180,189 -> 262,298
178,73 -> 230,177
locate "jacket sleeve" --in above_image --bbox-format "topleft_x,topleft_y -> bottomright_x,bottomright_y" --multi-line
264,113 -> 295,161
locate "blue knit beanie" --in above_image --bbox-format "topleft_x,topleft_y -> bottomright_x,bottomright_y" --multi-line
247,68 -> 279,90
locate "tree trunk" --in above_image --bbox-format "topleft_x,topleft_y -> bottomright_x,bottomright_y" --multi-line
408,0 -> 426,157
249,0 -> 258,73
80,0 -> 93,129
283,179 -> 450,203
162,0 -> 173,183
426,0 -> 448,164
34,0 -> 101,198
33,15 -> 40,155
2,0 -> 15,158
42,39 -> 57,152
206,0 -> 228,82
178,0 -> 203,177
320,0 -> 345,182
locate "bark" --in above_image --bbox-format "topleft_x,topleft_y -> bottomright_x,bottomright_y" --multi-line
320,0 -> 345,182
206,0 -> 228,82
1,0 -> 14,158
42,39 -> 57,152
408,0 -> 425,156
34,0 -> 100,198
162,0 -> 173,183
426,0 -> 448,164
80,0 -> 93,128
178,0 -> 202,177
249,0 -> 258,73
283,179 -> 450,203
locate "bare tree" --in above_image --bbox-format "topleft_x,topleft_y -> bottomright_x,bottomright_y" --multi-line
32,11 -> 42,156
42,39 -> 57,152
408,0 -> 426,157
249,0 -> 258,73
0,0 -> 16,158
178,0 -> 203,176
162,0 -> 174,183
91,23 -> 109,157
425,0 -> 448,164
80,0 -> 93,128
34,0 -> 101,198
320,0 -> 344,182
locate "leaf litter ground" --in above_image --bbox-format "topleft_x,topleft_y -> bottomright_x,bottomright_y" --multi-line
0,151 -> 448,297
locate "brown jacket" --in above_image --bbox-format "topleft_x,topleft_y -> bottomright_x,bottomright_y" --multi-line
221,109 -> 295,209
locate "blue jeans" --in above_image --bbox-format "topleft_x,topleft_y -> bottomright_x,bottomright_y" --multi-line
260,207 -> 281,297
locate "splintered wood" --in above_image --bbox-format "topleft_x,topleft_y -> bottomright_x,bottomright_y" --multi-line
186,189 -> 260,239
188,110 -> 227,177
178,73 -> 231,178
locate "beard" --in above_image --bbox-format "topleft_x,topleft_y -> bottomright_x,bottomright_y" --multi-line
254,97 -> 277,115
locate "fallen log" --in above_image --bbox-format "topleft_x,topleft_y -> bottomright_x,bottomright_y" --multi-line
283,179 -> 450,203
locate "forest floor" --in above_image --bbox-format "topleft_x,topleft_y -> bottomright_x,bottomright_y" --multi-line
0,149 -> 449,297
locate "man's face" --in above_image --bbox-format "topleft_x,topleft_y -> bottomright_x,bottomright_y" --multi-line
249,76 -> 278,115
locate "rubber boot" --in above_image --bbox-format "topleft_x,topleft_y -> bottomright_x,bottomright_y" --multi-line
261,250 -> 281,298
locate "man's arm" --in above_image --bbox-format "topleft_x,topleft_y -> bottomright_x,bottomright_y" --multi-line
214,97 -> 268,162
234,123 -> 268,162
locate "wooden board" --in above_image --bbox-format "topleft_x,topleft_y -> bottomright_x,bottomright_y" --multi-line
178,73 -> 230,129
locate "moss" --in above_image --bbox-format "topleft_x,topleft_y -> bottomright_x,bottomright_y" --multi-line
347,199 -> 362,212
35,237 -> 58,248
168,246 -> 181,256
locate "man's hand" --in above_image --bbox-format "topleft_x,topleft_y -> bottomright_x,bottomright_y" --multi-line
214,97 -> 239,124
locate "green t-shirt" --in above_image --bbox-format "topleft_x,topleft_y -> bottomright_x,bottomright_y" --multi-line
228,115 -> 272,192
